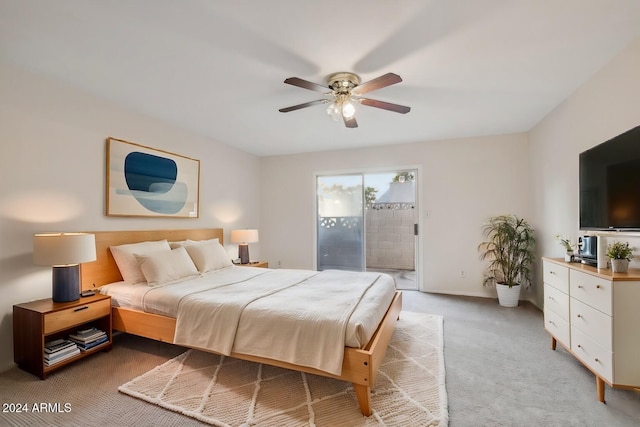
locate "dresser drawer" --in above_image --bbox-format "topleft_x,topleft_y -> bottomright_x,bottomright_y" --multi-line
44,299 -> 111,334
570,297 -> 612,351
544,307 -> 570,347
569,270 -> 612,315
543,261 -> 569,293
571,326 -> 613,382
544,283 -> 569,321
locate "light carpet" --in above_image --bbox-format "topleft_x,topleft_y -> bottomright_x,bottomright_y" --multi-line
118,311 -> 448,426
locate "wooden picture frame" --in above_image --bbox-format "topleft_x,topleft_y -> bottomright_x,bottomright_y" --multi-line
106,138 -> 200,218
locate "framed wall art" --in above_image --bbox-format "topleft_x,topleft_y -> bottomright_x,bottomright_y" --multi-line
106,137 -> 200,218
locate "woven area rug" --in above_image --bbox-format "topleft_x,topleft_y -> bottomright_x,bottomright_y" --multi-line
118,311 -> 448,426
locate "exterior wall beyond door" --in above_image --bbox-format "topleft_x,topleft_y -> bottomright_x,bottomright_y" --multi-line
366,203 -> 415,270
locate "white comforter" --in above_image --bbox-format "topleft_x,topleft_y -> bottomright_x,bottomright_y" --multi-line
101,267 -> 396,375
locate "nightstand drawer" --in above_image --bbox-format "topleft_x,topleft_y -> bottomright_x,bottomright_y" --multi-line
44,299 -> 111,334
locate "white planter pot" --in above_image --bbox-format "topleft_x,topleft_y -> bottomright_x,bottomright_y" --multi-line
495,283 -> 521,307
610,258 -> 630,273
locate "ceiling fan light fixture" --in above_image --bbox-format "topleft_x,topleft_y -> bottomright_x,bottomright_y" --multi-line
342,100 -> 356,119
326,102 -> 341,121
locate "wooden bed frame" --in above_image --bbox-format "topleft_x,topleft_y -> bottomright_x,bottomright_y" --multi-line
80,228 -> 402,416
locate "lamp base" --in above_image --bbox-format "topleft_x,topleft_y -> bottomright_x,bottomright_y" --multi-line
52,265 -> 80,302
238,244 -> 250,264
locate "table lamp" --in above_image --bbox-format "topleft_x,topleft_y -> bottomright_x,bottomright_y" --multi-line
230,229 -> 259,264
33,232 -> 97,302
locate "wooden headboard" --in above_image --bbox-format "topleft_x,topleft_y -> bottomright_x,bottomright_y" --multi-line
80,228 -> 224,290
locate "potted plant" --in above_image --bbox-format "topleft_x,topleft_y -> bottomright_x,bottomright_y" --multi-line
555,235 -> 576,262
478,215 -> 535,307
606,241 -> 634,273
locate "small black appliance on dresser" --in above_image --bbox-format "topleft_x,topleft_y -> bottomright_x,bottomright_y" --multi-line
578,235 -> 598,266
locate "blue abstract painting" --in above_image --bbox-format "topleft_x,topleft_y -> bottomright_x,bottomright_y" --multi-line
107,138 -> 199,217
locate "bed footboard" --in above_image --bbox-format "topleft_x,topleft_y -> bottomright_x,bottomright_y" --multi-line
111,290 -> 402,416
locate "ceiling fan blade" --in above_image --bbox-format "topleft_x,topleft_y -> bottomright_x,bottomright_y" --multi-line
283,77 -> 329,93
358,98 -> 411,114
343,114 -> 358,128
351,73 -> 403,96
279,99 -> 328,113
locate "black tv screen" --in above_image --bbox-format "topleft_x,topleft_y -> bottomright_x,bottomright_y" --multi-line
580,125 -> 640,230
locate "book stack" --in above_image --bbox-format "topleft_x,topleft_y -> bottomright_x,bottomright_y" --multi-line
44,339 -> 80,367
69,327 -> 108,352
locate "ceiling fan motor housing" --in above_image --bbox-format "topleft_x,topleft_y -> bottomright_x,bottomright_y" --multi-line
327,72 -> 360,94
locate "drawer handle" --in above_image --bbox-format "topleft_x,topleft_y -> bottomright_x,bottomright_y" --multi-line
548,320 -> 555,326
548,296 -> 555,301
577,314 -> 582,318
74,306 -> 89,312
596,285 -> 601,289
577,285 -> 583,289
577,344 -> 582,349
595,358 -> 600,363
550,271 -> 556,275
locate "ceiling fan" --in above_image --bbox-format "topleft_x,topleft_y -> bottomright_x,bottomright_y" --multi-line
279,72 -> 411,128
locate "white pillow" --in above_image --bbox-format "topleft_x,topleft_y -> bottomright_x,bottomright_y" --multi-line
135,247 -> 199,287
168,239 -> 195,249
110,240 -> 171,284
169,238 -> 219,249
184,239 -> 232,274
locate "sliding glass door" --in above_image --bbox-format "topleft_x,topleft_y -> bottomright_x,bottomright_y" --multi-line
316,169 -> 419,289
316,174 -> 364,271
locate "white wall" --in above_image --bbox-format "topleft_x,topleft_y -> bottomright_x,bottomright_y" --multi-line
0,62 -> 261,372
260,133 -> 531,297
529,37 -> 640,307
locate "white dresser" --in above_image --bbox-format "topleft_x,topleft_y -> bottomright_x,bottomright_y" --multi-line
543,258 -> 640,402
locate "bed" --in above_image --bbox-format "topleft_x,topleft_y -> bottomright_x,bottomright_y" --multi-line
80,228 -> 402,416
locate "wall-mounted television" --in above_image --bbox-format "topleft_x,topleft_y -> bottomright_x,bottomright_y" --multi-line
580,125 -> 640,231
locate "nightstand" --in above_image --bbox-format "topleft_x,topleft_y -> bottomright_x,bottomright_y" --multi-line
13,293 -> 112,379
235,261 -> 269,268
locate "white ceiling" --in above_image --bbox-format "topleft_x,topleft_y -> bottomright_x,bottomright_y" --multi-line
1,0 -> 640,156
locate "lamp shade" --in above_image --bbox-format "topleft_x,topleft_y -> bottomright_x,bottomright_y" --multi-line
33,233 -> 97,266
230,229 -> 259,244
